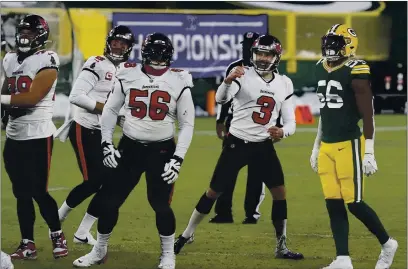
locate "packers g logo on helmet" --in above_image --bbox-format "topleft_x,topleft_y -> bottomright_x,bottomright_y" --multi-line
321,24 -> 359,61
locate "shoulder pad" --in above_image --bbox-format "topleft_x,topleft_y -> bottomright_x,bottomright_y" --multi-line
172,69 -> 193,88
346,59 -> 370,75
36,50 -> 60,71
281,74 -> 294,95
116,62 -> 139,81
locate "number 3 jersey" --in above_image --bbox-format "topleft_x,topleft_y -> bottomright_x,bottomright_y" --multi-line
101,64 -> 195,159
2,50 -> 60,140
315,58 -> 370,143
216,66 -> 296,142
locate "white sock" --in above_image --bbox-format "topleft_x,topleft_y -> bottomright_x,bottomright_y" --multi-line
160,234 -> 175,254
182,209 -> 206,238
58,201 -> 73,221
337,255 -> 351,260
282,219 -> 287,237
96,232 -> 111,248
75,213 -> 97,236
383,237 -> 393,247
50,230 -> 62,237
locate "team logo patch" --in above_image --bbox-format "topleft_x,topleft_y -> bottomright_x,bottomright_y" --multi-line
347,28 -> 357,37
105,72 -> 113,81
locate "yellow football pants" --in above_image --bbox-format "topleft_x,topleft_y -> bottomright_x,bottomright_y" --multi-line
318,136 -> 365,203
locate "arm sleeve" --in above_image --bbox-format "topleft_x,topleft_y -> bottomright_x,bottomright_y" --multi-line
36,51 -> 60,74
101,78 -> 125,143
175,88 -> 195,159
68,70 -> 99,111
280,76 -> 296,138
215,80 -> 240,104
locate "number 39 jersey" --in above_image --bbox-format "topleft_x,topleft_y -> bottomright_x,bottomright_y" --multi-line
114,63 -> 194,142
3,50 -> 60,140
315,58 -> 370,143
221,67 -> 295,142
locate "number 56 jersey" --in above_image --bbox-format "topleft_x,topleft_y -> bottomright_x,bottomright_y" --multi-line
113,63 -> 194,142
315,58 -> 370,143
3,50 -> 60,140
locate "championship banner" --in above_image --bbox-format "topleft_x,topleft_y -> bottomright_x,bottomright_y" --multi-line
112,13 -> 268,78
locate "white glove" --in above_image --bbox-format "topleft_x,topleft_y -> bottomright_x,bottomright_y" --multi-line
310,148 -> 319,173
161,156 -> 183,184
102,141 -> 121,168
362,153 -> 378,177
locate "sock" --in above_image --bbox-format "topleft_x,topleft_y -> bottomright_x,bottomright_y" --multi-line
96,232 -> 111,248
182,209 -> 206,238
58,201 -> 73,221
76,213 -> 97,236
50,230 -> 62,237
347,201 -> 390,245
326,199 -> 349,256
272,200 -> 287,239
160,234 -> 175,254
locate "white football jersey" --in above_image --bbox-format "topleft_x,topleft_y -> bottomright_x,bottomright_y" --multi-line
115,64 -> 194,142
216,67 -> 295,142
70,55 -> 117,129
3,50 -> 60,140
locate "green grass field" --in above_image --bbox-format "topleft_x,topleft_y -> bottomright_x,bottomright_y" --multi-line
1,115 -> 407,269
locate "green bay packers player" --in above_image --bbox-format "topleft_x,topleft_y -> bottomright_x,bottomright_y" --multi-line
310,24 -> 398,269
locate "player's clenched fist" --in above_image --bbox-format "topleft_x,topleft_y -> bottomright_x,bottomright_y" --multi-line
224,66 -> 245,84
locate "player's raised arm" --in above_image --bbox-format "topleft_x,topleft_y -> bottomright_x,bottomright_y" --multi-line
174,87 -> 195,160
1,53 -> 59,107
69,65 -> 104,114
101,78 -> 125,143
215,66 -> 244,104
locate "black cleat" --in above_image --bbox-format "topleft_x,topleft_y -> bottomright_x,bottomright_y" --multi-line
242,217 -> 258,224
174,234 -> 192,255
209,214 -> 233,224
274,235 -> 304,260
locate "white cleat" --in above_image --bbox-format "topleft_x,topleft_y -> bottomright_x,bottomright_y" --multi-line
375,238 -> 398,269
73,232 -> 97,246
73,246 -> 107,268
158,252 -> 176,269
322,256 -> 353,269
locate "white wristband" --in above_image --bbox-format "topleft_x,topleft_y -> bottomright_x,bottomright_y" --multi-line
1,95 -> 11,105
365,139 -> 374,154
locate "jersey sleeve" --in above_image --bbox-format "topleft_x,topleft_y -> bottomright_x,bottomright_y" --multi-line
36,51 -> 60,74
81,56 -> 109,81
350,60 -> 370,80
280,75 -> 296,138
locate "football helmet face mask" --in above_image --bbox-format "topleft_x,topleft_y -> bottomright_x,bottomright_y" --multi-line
15,15 -> 49,54
104,25 -> 135,63
250,35 -> 282,73
322,24 -> 358,62
141,33 -> 174,67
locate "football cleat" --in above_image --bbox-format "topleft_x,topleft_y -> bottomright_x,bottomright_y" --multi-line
74,232 -> 97,246
158,253 -> 176,269
73,246 -> 107,268
51,232 -> 68,259
186,233 -> 195,244
242,216 -> 258,224
10,239 -> 37,260
208,214 -> 233,224
274,235 -> 304,260
375,238 -> 398,269
322,256 -> 353,269
174,234 -> 193,255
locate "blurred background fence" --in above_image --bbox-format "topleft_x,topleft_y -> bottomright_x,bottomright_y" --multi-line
1,1 -> 406,119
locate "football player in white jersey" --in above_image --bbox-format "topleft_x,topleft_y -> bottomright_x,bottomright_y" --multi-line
174,35 -> 304,260
55,25 -> 135,246
0,14 -> 68,260
73,33 -> 195,269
